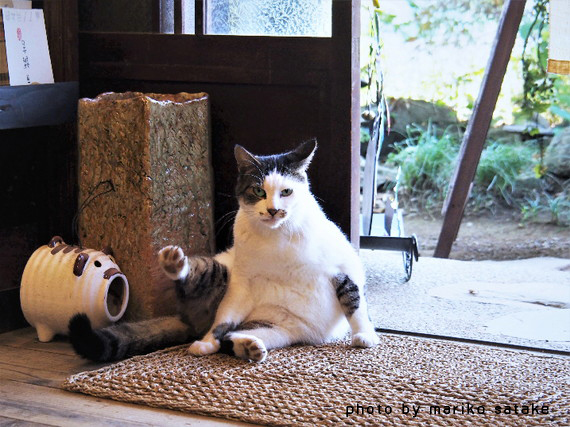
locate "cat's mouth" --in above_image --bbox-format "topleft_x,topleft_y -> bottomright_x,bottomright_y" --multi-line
261,215 -> 286,228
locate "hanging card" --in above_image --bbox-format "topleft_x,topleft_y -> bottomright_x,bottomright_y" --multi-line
2,7 -> 53,86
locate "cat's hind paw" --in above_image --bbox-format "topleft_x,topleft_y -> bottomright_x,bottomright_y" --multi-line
188,339 -> 220,356
158,245 -> 189,280
351,331 -> 380,348
228,333 -> 268,362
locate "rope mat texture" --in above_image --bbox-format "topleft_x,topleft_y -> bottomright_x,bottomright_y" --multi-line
63,334 -> 570,426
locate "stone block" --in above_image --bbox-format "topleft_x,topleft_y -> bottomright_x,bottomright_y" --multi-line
78,92 -> 214,320
545,127 -> 570,178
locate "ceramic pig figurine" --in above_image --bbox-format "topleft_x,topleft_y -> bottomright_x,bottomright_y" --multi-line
20,236 -> 129,342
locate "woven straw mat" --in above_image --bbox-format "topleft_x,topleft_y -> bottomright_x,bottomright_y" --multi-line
63,334 -> 570,426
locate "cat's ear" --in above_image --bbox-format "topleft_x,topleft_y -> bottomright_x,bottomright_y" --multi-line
287,139 -> 317,172
234,145 -> 261,171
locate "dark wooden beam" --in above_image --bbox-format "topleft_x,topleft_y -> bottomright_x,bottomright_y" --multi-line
0,82 -> 78,130
195,0 -> 204,35
42,0 -> 78,82
433,0 -> 526,258
174,0 -> 182,34
350,0 -> 362,245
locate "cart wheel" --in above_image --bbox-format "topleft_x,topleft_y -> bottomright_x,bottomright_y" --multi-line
402,249 -> 413,282
402,235 -> 419,282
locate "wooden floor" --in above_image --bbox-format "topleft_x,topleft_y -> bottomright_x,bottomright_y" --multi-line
0,327 -> 250,426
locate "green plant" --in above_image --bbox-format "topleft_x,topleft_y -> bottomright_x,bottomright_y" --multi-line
545,193 -> 570,225
519,0 -> 553,118
520,192 -> 570,226
401,0 -> 503,47
387,123 -> 459,207
520,195 -> 542,223
516,0 -> 570,125
474,142 -> 535,205
388,123 -> 548,213
361,0 -> 385,120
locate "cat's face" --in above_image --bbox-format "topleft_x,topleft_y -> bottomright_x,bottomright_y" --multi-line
234,140 -> 317,230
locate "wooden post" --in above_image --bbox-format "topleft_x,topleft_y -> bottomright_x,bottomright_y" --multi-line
433,0 -> 526,258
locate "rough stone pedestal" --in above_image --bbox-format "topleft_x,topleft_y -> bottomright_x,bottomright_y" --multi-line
78,92 -> 214,321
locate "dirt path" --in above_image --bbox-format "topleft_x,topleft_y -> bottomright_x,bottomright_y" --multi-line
405,213 -> 570,261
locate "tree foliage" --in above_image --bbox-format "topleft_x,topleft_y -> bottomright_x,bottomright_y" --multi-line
392,0 -> 503,47
377,0 -> 570,125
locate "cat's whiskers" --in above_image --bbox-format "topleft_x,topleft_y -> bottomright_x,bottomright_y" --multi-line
215,210 -> 238,237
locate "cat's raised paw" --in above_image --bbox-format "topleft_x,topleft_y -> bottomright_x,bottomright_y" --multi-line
351,331 -> 380,348
230,333 -> 268,362
188,339 -> 220,356
158,245 -> 189,280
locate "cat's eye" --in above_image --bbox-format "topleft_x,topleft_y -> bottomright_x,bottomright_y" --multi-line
252,186 -> 266,198
281,188 -> 293,197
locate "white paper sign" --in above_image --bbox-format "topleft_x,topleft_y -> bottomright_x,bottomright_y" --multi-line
2,7 -> 54,85
550,0 -> 570,62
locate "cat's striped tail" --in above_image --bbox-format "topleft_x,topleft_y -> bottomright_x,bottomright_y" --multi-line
68,313 -> 194,362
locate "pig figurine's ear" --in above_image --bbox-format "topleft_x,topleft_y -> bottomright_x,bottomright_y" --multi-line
102,246 -> 114,257
48,236 -> 64,248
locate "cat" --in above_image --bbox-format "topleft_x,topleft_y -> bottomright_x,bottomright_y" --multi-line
69,140 -> 379,362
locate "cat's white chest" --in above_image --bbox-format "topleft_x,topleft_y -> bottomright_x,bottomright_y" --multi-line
236,232 -> 310,278
233,230 -> 329,297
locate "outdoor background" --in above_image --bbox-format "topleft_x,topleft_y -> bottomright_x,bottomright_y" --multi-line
360,0 -> 570,260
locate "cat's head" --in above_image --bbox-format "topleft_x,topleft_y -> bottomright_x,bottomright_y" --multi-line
234,140 -> 317,229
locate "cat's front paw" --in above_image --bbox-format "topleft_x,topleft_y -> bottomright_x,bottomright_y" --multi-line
351,331 -> 380,348
158,245 -> 189,280
188,339 -> 220,356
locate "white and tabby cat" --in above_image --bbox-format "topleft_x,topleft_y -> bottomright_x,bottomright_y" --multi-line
69,140 -> 379,362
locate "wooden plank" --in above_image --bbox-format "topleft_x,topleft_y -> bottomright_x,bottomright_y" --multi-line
0,415 -> 52,426
0,382 -> 174,426
195,0 -> 204,36
80,62 -> 326,87
433,0 -> 526,258
0,345 -> 98,374
0,328 -> 36,348
1,364 -> 70,388
0,377 -> 251,426
0,329 -> 77,356
0,327 -> 46,348
0,82 -> 78,130
2,336 -> 79,357
0,328 -> 252,425
174,0 -> 183,34
350,0 -> 362,245
0,333 -> 105,391
78,32 -> 330,72
42,0 -> 79,82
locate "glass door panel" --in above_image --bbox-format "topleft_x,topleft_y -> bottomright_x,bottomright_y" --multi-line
205,0 -> 332,37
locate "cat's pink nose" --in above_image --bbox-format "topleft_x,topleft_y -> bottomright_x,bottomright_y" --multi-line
267,208 -> 278,217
